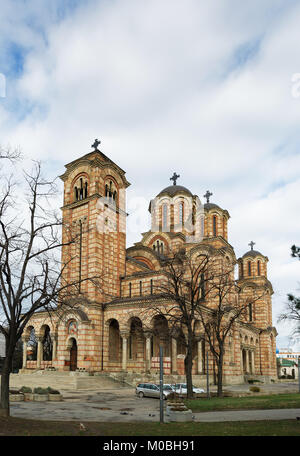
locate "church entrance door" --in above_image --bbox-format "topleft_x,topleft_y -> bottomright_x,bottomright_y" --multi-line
70,339 -> 77,371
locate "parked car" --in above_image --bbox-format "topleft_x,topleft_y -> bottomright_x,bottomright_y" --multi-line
172,383 -> 205,394
136,383 -> 174,399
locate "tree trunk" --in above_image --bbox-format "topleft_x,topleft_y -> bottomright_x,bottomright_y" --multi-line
0,334 -> 16,417
184,336 -> 194,399
217,352 -> 224,398
0,354 -> 13,417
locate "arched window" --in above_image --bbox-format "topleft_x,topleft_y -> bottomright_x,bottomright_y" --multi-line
129,282 -> 132,298
162,204 -> 168,230
139,281 -> 142,296
247,261 -> 251,276
223,216 -> 226,238
105,179 -> 117,202
257,260 -> 261,276
74,176 -> 88,202
240,262 -> 244,278
249,303 -> 253,322
179,202 -> 184,225
150,279 -> 153,295
155,239 -> 164,254
213,215 -> 217,236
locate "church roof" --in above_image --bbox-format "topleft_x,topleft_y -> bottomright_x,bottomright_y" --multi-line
204,202 -> 222,211
157,185 -> 193,198
242,250 -> 264,258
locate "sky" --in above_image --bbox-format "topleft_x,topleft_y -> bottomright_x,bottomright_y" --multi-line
0,0 -> 300,350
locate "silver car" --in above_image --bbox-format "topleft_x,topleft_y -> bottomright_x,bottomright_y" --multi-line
136,383 -> 174,399
172,383 -> 205,395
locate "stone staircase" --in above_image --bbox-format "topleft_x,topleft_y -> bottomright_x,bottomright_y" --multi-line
5,370 -> 129,391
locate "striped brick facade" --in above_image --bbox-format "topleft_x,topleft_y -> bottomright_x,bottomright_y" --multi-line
22,148 -> 277,384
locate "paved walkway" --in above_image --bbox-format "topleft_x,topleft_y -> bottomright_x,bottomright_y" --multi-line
9,384 -> 300,423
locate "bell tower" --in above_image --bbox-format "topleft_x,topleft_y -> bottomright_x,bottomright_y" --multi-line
60,139 -> 130,303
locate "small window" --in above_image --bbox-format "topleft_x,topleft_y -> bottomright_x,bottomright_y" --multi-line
150,279 -> 153,295
129,282 -> 132,298
248,261 -> 251,276
179,202 -> 184,225
213,215 -> 217,236
74,176 -> 88,202
257,260 -> 261,276
139,281 -> 142,296
249,303 -> 253,322
162,204 -> 168,230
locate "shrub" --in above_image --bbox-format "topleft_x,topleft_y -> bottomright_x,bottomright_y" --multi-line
20,386 -> 32,393
248,379 -> 254,384
249,386 -> 260,393
47,386 -> 60,395
33,387 -> 48,395
9,389 -> 20,394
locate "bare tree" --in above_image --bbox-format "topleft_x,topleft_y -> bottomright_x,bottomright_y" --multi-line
0,145 -> 22,161
0,161 -> 101,417
139,249 -> 209,399
142,249 -> 264,398
278,245 -> 300,339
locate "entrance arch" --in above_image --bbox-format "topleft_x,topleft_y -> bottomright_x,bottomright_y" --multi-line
69,338 -> 77,371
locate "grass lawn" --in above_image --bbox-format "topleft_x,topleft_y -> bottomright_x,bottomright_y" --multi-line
184,393 -> 300,412
0,416 -> 300,436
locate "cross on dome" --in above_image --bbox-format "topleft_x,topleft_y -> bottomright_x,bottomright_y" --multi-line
92,139 -> 101,151
204,190 -> 213,203
170,172 -> 180,186
249,241 -> 256,251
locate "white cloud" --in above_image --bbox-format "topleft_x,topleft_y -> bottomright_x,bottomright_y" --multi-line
0,0 -> 300,348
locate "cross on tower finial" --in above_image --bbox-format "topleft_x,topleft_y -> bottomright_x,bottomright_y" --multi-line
92,138 -> 101,151
249,241 -> 255,251
204,190 -> 213,204
170,172 -> 180,186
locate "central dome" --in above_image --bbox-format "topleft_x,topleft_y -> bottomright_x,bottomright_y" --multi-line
157,184 -> 193,198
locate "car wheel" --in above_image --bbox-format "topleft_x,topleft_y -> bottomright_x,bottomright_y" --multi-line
138,391 -> 144,398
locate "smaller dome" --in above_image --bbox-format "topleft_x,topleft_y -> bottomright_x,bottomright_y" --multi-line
157,185 -> 193,198
242,250 -> 263,258
204,203 -> 222,211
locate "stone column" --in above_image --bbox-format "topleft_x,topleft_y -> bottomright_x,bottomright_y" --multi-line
145,333 -> 152,373
121,334 -> 129,372
246,349 -> 250,374
251,350 -> 255,374
197,340 -> 203,374
22,336 -> 28,369
37,337 -> 43,369
171,337 -> 177,374
52,335 -> 58,361
240,349 -> 244,373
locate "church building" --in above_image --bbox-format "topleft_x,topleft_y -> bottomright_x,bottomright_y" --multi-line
22,141 -> 277,385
